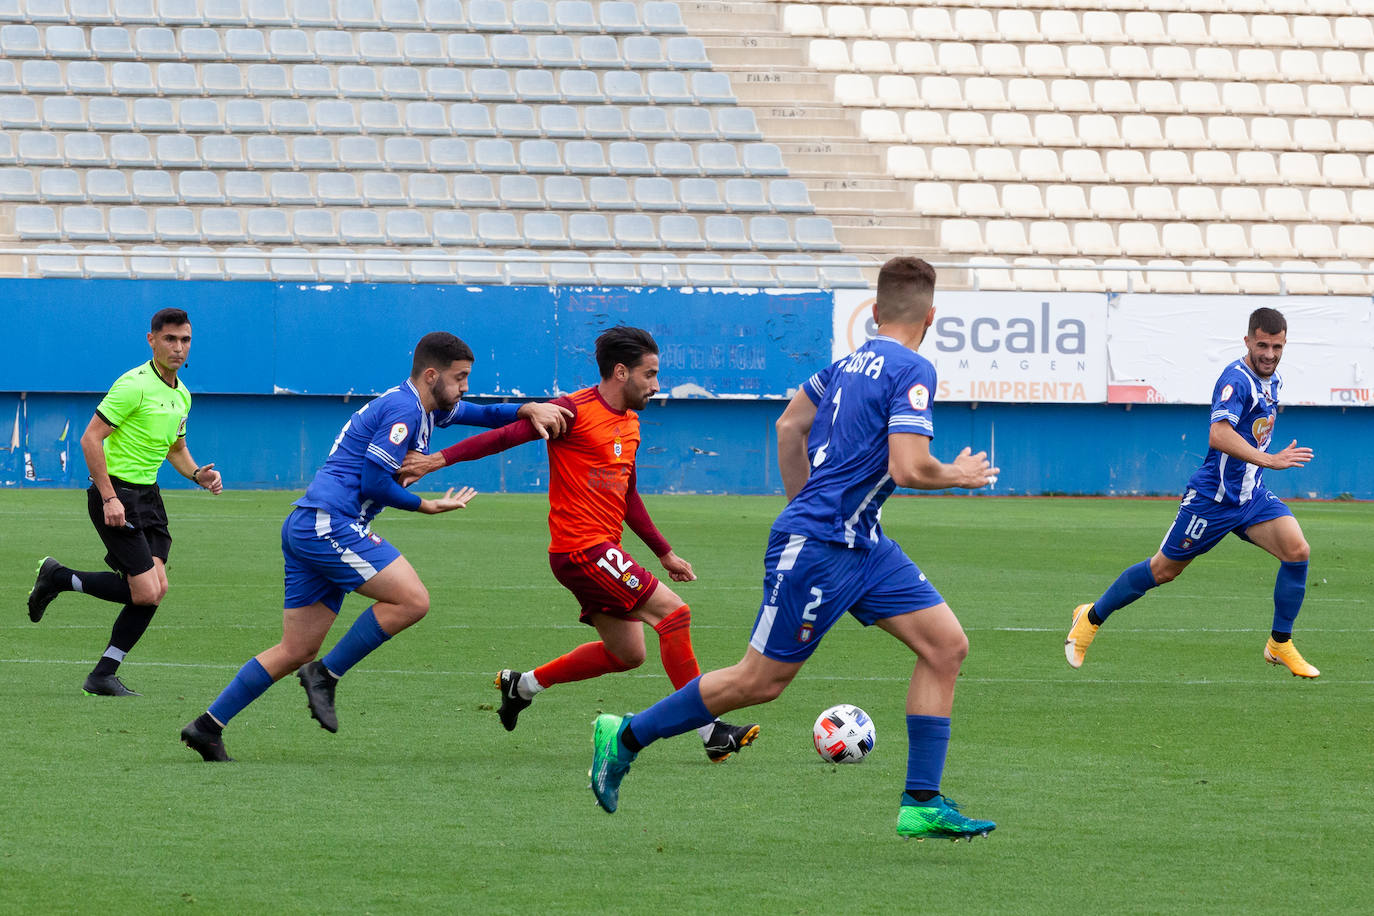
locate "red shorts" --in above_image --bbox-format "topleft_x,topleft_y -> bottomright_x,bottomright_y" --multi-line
549,541 -> 660,625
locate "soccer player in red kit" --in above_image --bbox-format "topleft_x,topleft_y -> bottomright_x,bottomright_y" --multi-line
401,326 -> 758,761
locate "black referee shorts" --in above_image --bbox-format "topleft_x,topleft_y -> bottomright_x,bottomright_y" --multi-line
86,478 -> 172,577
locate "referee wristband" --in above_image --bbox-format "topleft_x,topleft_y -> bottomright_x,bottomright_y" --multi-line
103,495 -> 118,504
191,465 -> 202,482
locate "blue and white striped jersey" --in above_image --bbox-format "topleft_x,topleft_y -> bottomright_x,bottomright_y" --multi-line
1185,359 -> 1280,505
773,336 -> 937,549
294,380 -> 519,526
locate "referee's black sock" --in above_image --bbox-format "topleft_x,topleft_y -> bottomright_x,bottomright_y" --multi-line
69,569 -> 133,605
92,604 -> 158,675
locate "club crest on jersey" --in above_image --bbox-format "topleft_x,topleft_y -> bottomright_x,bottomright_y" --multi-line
797,622 -> 814,643
389,422 -> 409,445
908,384 -> 929,410
613,436 -> 623,458
1220,384 -> 1234,402
622,572 -> 641,589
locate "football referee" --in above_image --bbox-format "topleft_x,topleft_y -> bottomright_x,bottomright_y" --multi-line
26,307 -> 222,696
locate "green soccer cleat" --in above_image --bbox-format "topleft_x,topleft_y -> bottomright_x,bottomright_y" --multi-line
896,795 -> 996,842
589,713 -> 637,814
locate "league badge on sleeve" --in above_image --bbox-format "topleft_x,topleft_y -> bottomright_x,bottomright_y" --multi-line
908,384 -> 929,410
389,422 -> 409,445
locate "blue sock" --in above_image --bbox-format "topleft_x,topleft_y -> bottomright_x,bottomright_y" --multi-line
1272,561 -> 1308,635
321,606 -> 391,677
904,714 -> 951,797
624,676 -> 714,749
207,657 -> 274,726
1094,559 -> 1158,621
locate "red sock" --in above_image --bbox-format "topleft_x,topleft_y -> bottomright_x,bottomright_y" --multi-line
533,641 -> 632,687
653,605 -> 702,689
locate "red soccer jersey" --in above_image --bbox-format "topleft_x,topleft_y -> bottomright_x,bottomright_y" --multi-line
547,386 -> 640,553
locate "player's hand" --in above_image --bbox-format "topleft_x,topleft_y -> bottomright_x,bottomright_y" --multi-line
1267,439 -> 1314,470
196,463 -> 223,495
419,486 -> 478,514
102,495 -> 126,528
399,450 -> 445,487
952,447 -> 1000,490
519,402 -> 575,440
660,551 -> 696,582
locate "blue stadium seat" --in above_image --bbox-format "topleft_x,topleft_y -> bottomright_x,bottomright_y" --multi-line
131,169 -> 177,203
491,34 -> 535,67
690,71 -> 735,104
703,214 -> 748,249
269,29 -> 314,61
268,247 -> 319,283
524,211 -> 569,247
64,134 -> 110,167
314,30 -> 358,62
685,253 -> 729,286
383,67 -> 427,99
155,134 -> 200,168
205,0 -> 250,25
474,138 -> 518,172
225,171 -> 270,205
660,213 -> 705,249
565,140 -> 609,174
270,172 -> 315,205
178,171 -> 224,204
515,69 -> 561,102
724,178 -> 768,212
47,26 -> 91,57
18,131 -> 63,165
426,68 -> 470,100
424,0 -> 466,30
550,252 -> 593,284
315,100 -> 359,133
0,61 -> 15,94
406,101 -> 449,134
135,26 -> 179,60
594,251 -> 638,285
135,98 -> 179,132
339,210 -> 385,245
634,177 -> 678,211
339,65 -> 381,97
584,106 -> 631,139
226,99 -> 268,132
536,34 -> 578,67
22,60 -> 66,93
578,35 -> 622,68
73,0 -> 118,24
360,100 -> 404,133
178,246 -> 227,281
699,143 -> 745,176
454,173 -> 497,207
88,169 -> 133,203
314,248 -> 359,283
604,71 -> 648,104
671,106 -> 715,140
749,216 -> 795,251
181,27 -> 223,58
457,248 -> 502,283
362,172 -> 407,206
513,0 -> 554,31
667,36 -> 710,69
471,69 -> 517,102
614,213 -> 658,248
646,71 -> 692,104
553,0 -> 596,33
637,253 -> 683,286
359,31 -> 404,64
202,208 -> 248,243
495,104 -> 540,137
519,139 -> 563,173
820,256 -> 867,288
0,133 -> 14,166
225,28 -> 271,61
338,0 -> 380,29
338,136 -> 382,168
363,249 -> 411,283
446,33 -> 490,66
588,175 -> 631,209
159,0 -> 204,26
40,170 -> 85,203
293,209 -> 338,243
109,206 -> 156,241
156,208 -> 200,243
468,0 -> 512,30
90,27 -> 133,58
545,175 -> 589,209
318,172 -> 363,205
476,211 -> 521,247
0,25 -> 42,57
768,179 -> 813,213
628,106 -> 673,140
15,205 -> 60,240
292,66 -> 335,95
204,63 -> 245,94
743,143 -> 788,177
0,97 -> 40,130
403,32 -> 445,66
180,99 -> 225,132
430,138 -> 474,170
558,69 -> 604,103
652,141 -> 696,176
499,174 -> 543,208
778,255 -> 820,289
407,173 -> 451,206
129,245 -> 179,280
84,245 -> 132,279
380,0 -> 422,29
384,136 -> 427,170
608,141 -> 653,175
269,99 -> 312,133
569,212 -> 613,247
624,36 -> 666,69
410,248 -> 458,284
600,1 -> 641,32
716,108 -> 761,141
45,98 -> 89,131
680,178 -> 725,211
433,212 -> 477,246
202,135 -> 246,168
68,62 -> 113,95
539,105 -> 582,138
644,1 -> 687,34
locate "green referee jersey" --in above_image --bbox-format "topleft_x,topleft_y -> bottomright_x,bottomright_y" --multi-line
95,361 -> 192,485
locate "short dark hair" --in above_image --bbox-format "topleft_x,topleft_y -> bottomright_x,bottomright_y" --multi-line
874,257 -> 937,324
1248,307 -> 1287,336
412,331 -> 474,375
595,326 -> 658,378
150,308 -> 189,331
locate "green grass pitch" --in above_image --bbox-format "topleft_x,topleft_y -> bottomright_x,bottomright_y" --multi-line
2,491 -> 1372,915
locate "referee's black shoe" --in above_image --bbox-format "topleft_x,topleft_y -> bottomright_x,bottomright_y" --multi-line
181,719 -> 233,762
297,660 -> 339,733
82,673 -> 141,697
495,669 -> 532,731
27,557 -> 64,623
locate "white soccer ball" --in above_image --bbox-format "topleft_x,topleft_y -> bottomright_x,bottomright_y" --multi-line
812,704 -> 875,764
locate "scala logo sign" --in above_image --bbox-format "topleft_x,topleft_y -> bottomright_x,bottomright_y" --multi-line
932,302 -> 1088,355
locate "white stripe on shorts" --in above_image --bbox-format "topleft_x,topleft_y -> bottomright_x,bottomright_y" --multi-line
749,605 -> 778,655
777,534 -> 806,572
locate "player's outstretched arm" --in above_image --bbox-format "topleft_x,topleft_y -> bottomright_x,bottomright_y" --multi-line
418,486 -> 477,514
517,401 -> 574,440
399,417 -> 551,486
776,390 -> 819,501
1209,421 -> 1313,470
889,434 -> 999,490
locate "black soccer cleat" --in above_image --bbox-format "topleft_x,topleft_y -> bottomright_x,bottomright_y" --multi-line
297,660 -> 339,733
180,720 -> 233,762
82,673 -> 142,697
704,721 -> 760,763
28,556 -> 64,623
494,669 -> 532,732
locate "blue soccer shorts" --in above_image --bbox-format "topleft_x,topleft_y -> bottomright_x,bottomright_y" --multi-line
281,506 -> 401,613
747,529 -> 945,663
1159,487 -> 1294,561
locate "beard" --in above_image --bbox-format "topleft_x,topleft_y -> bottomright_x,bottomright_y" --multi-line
431,379 -> 457,412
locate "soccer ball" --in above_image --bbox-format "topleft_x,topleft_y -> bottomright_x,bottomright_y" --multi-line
813,704 -> 875,764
